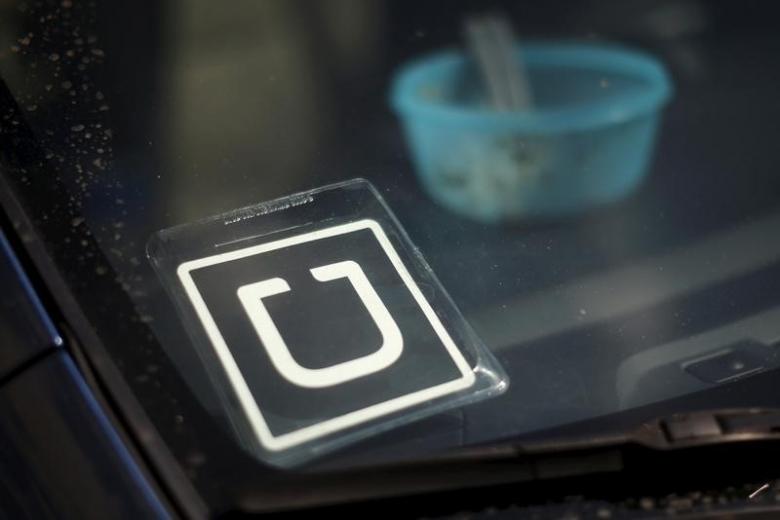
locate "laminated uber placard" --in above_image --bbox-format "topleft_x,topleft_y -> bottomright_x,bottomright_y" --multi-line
147,179 -> 507,466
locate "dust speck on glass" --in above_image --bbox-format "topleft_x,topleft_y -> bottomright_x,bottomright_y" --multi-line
1,0 -> 779,503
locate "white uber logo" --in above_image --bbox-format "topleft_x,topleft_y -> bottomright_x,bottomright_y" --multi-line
176,219 -> 475,452
236,260 -> 403,388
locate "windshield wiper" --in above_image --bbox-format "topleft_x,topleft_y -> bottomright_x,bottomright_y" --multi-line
638,408 -> 780,447
234,408 -> 780,514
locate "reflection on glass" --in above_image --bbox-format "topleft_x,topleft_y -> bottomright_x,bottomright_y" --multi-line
391,15 -> 672,222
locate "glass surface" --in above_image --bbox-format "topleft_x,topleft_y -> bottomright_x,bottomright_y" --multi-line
1,0 -> 779,511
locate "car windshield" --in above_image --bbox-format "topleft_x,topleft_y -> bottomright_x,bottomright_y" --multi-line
1,0 -> 779,511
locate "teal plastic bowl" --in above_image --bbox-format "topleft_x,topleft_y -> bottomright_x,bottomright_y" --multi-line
391,42 -> 673,222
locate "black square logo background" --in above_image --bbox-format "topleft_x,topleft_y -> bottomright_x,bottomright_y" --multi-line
186,224 -> 467,439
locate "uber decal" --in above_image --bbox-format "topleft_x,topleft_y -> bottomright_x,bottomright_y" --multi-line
148,180 -> 506,465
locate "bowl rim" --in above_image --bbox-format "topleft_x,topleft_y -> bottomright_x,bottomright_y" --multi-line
390,41 -> 673,133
